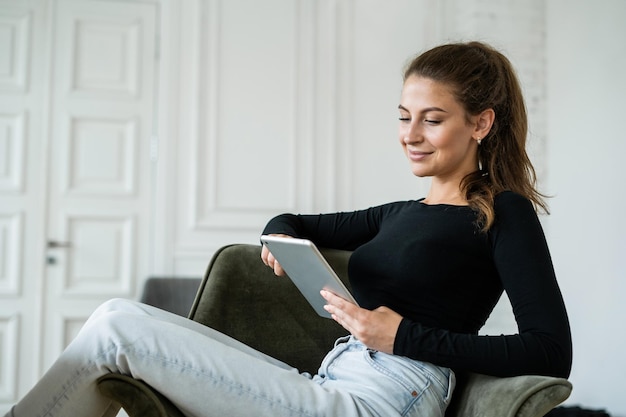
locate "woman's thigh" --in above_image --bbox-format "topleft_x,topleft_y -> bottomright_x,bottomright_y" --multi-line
86,298 -> 294,370
87,303 -> 373,417
12,299 -> 374,417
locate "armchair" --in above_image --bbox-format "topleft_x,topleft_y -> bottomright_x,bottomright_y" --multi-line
97,244 -> 572,417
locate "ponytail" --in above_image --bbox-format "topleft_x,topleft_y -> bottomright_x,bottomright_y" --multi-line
404,41 -> 548,231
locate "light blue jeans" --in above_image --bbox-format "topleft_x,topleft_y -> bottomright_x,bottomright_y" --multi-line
5,299 -> 455,417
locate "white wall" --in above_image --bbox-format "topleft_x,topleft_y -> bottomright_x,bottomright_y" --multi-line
161,0 -> 445,275
546,1 -> 626,416
2,0 -> 623,415
149,1 -> 626,414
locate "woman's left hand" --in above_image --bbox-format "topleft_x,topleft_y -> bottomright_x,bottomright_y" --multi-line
321,290 -> 403,354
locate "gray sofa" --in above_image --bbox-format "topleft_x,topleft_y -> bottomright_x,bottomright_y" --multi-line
97,244 -> 572,417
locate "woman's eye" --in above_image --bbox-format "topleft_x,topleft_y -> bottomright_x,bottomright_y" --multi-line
398,117 -> 410,122
425,119 -> 441,125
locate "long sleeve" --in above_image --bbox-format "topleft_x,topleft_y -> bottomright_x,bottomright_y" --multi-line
262,203 -> 402,250
393,193 -> 572,378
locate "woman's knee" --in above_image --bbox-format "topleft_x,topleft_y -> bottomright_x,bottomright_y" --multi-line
84,298 -> 144,329
96,298 -> 142,314
81,308 -> 150,348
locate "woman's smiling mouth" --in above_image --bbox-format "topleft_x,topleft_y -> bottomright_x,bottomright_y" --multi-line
407,149 -> 434,161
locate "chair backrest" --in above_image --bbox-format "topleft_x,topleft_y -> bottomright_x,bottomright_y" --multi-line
188,243 -> 351,374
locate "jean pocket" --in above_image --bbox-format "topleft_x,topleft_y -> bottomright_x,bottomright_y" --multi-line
363,350 -> 431,416
403,358 -> 456,413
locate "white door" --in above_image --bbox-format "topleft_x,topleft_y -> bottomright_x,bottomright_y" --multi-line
0,0 -> 48,406
41,0 -> 158,372
0,0 -> 158,412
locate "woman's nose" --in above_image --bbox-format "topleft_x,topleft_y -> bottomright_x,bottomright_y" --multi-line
402,124 -> 423,144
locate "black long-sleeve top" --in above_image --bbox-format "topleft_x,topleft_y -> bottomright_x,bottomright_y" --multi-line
262,191 -> 572,378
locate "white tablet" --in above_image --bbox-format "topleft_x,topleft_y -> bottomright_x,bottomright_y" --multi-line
260,235 -> 358,318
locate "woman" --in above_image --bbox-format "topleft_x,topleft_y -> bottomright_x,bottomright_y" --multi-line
5,41 -> 571,417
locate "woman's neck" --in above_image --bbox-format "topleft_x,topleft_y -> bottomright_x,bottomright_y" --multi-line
423,179 -> 467,206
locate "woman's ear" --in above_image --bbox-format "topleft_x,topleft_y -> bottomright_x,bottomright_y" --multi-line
474,108 -> 495,139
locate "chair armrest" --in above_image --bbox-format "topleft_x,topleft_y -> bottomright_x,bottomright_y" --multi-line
97,374 -> 186,417
446,373 -> 572,417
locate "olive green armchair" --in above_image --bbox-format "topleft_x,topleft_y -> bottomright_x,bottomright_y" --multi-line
97,244 -> 572,417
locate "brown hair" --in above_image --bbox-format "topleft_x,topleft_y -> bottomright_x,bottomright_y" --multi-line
403,41 -> 548,231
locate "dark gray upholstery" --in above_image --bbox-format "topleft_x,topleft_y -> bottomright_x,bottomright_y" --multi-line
141,277 -> 201,317
97,244 -> 572,416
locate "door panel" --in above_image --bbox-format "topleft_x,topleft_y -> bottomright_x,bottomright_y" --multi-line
59,214 -> 135,295
42,0 -> 157,370
0,0 -> 47,409
66,117 -> 138,196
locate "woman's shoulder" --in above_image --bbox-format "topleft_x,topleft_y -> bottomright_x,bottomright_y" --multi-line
494,190 -> 534,211
492,191 -> 541,232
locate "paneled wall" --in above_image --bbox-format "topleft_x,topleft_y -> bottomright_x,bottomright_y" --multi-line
0,0 -> 551,414
160,0 -> 547,342
163,0 -> 548,277
161,0 -> 444,274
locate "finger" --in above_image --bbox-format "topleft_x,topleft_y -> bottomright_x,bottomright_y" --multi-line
264,251 -> 285,276
321,290 -> 354,309
324,304 -> 354,334
261,234 -> 293,271
261,245 -> 271,266
321,289 -> 341,303
322,290 -> 358,327
262,249 -> 277,270
273,260 -> 286,276
322,291 -> 353,324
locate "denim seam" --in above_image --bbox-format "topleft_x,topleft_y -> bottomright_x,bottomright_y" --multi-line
403,362 -> 451,411
120,345 -> 319,417
37,347 -> 114,417
32,339 -> 320,417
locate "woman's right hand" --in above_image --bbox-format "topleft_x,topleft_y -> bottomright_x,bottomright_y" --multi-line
260,234 -> 293,276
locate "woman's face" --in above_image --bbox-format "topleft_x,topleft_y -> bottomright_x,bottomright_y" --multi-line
398,75 -> 481,181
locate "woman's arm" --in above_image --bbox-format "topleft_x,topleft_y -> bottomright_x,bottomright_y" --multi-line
260,205 -> 386,277
261,202 -> 401,250
393,192 -> 572,378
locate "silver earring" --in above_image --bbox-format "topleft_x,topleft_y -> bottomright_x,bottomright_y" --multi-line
477,137 -> 482,145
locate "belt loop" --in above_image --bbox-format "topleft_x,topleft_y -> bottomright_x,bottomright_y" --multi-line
334,335 -> 351,347
444,370 -> 456,404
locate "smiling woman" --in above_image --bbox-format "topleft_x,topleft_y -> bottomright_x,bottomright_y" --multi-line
400,41 -> 548,231
261,41 -> 571,415
397,76 -> 494,194
4,41 -> 571,417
